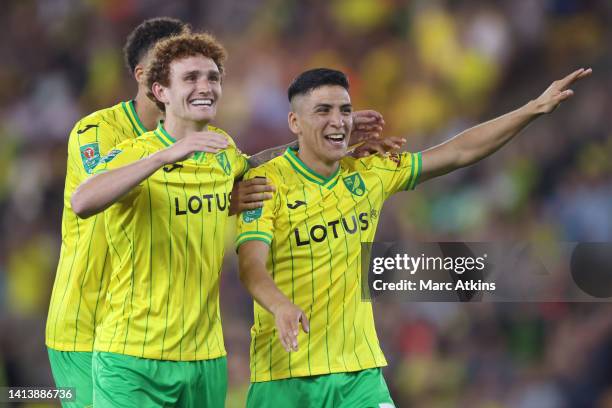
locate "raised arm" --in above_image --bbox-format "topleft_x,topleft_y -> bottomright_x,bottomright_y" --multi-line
419,68 -> 592,183
238,241 -> 309,352
71,131 -> 229,218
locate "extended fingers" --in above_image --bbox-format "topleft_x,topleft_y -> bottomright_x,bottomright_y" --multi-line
559,67 -> 592,89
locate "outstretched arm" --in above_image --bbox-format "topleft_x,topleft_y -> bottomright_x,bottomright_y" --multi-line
419,68 -> 592,184
72,131 -> 229,218
238,241 -> 309,352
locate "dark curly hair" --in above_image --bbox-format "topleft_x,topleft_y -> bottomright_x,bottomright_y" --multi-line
123,17 -> 190,74
145,32 -> 227,111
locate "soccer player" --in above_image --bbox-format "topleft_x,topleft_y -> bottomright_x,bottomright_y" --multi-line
45,17 -> 190,408
68,32 -> 391,407
68,31 -> 239,408
236,67 -> 591,407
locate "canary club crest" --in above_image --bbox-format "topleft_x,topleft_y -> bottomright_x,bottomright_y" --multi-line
343,173 -> 366,196
80,143 -> 101,174
215,151 -> 232,175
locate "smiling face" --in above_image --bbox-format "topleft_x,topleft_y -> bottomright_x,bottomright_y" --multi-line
152,55 -> 221,125
289,85 -> 353,165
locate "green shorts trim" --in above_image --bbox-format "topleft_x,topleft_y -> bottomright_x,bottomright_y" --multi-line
47,348 -> 93,408
247,368 -> 395,408
92,351 -> 227,408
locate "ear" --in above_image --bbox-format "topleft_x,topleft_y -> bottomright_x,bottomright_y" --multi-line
134,64 -> 146,84
151,82 -> 169,107
288,111 -> 300,135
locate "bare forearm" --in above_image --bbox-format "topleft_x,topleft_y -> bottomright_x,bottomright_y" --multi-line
239,264 -> 291,314
248,140 -> 298,168
420,101 -> 541,182
71,152 -> 166,218
450,100 -> 540,167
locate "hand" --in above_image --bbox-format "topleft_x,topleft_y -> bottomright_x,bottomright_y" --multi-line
228,177 -> 275,215
533,68 -> 592,114
271,301 -> 309,352
352,136 -> 407,158
158,130 -> 229,164
351,110 -> 385,142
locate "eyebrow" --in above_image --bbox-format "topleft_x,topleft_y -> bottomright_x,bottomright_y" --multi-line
313,103 -> 353,110
183,69 -> 220,77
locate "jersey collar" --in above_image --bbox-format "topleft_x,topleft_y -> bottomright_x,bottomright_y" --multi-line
283,147 -> 340,189
121,100 -> 148,136
154,122 -> 208,162
154,122 -> 176,146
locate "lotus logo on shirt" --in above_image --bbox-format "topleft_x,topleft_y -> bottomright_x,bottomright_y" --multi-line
175,193 -> 229,215
294,212 -> 370,246
215,151 -> 232,175
343,173 -> 366,196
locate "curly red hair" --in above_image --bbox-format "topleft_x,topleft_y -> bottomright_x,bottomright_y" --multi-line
146,32 -> 227,111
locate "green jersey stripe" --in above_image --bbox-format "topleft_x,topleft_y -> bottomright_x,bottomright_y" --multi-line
142,179 -> 154,357
72,213 -> 100,348
160,170 -> 173,359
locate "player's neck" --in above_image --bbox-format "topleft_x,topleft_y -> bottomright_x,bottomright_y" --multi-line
163,115 -> 209,140
133,91 -> 162,131
296,148 -> 339,178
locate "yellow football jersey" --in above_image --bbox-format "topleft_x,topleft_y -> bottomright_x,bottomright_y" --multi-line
236,147 -> 421,382
92,123 -> 248,361
46,100 -> 147,351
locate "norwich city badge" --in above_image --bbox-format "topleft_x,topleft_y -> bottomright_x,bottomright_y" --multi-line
343,173 -> 366,196
215,151 -> 232,175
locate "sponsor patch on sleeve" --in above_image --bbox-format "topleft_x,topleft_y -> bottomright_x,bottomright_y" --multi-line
99,149 -> 122,164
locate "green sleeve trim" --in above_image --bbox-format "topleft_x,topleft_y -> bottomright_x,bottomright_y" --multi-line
404,152 -> 422,190
236,231 -> 273,241
236,235 -> 272,250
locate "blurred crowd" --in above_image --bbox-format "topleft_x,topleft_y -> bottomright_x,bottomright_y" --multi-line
1,0 -> 611,406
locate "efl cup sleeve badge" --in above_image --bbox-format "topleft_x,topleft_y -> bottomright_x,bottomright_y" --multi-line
242,207 -> 262,223
343,173 -> 366,196
80,142 -> 101,174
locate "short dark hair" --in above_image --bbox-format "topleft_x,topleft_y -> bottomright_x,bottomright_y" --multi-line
287,68 -> 349,102
123,17 -> 190,74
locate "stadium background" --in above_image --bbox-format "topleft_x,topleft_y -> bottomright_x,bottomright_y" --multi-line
1,0 -> 611,406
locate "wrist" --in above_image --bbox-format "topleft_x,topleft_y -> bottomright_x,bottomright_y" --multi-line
270,298 -> 291,315
151,150 -> 171,166
526,98 -> 547,116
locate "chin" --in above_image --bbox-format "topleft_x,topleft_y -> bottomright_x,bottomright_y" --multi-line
323,150 -> 346,164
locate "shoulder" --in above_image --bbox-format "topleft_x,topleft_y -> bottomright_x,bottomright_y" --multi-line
342,152 -> 417,173
208,124 -> 236,147
116,131 -> 161,153
244,154 -> 287,182
68,102 -> 128,141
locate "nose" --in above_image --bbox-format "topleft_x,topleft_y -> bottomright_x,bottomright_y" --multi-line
196,78 -> 212,94
328,110 -> 345,129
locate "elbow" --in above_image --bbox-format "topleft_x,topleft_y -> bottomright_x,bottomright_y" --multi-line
238,258 -> 249,286
71,190 -> 93,219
